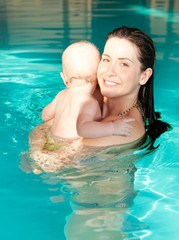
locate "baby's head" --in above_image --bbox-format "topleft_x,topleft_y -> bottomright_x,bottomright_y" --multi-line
61,41 -> 101,87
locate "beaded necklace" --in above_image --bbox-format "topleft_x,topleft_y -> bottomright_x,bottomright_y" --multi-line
117,100 -> 144,117
117,102 -> 137,116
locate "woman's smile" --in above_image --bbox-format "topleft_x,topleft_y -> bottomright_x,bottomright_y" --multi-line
103,79 -> 120,87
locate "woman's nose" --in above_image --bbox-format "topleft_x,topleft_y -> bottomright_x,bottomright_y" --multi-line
106,62 -> 117,77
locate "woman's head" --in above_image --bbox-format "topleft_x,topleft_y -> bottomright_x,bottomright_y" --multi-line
97,37 -> 152,100
104,26 -> 156,124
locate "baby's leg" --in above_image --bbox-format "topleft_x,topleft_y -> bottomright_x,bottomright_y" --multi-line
29,123 -> 75,173
29,123 -> 50,173
29,123 -> 49,152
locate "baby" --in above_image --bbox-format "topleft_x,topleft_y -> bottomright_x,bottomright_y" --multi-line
42,41 -> 134,145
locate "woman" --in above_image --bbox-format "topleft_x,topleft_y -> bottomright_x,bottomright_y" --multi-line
79,26 -> 171,147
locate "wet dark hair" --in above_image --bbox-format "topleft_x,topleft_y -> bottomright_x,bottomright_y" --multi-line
107,26 -> 171,144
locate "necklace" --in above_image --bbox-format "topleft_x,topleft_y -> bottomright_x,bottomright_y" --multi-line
117,102 -> 137,116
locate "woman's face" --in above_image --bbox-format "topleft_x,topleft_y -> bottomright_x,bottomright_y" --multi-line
97,37 -> 145,99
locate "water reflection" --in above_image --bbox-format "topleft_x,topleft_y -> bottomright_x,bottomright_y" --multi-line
41,160 -> 139,239
1,0 -> 178,63
22,132 -> 150,239
0,0 -> 93,51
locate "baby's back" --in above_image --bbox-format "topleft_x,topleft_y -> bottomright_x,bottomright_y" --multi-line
51,89 -> 91,139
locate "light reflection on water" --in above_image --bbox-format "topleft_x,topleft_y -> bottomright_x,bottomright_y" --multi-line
28,141 -> 149,239
0,0 -> 179,239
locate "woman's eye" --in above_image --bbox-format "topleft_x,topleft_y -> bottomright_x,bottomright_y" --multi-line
120,62 -> 128,67
102,58 -> 109,62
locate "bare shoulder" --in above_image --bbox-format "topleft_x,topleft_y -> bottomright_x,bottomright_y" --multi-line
103,106 -> 145,139
80,107 -> 145,147
80,94 -> 100,109
54,89 -> 71,105
78,95 -> 101,120
127,107 -> 145,138
56,89 -> 67,98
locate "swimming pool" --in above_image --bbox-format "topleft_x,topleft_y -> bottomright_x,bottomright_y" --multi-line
0,0 -> 178,239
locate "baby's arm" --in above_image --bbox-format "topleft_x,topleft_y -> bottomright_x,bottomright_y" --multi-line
41,98 -> 57,122
77,99 -> 134,138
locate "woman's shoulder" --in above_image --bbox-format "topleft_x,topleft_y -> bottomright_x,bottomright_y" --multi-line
127,107 -> 145,139
80,107 -> 145,147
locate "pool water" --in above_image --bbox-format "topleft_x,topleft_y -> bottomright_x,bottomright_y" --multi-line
0,0 -> 178,239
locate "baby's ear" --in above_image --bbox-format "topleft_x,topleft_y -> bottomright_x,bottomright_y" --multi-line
60,72 -> 68,86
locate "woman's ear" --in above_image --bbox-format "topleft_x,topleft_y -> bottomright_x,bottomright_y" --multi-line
140,68 -> 153,85
60,72 -> 68,86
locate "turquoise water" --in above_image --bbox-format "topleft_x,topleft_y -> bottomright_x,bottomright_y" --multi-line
0,0 -> 179,239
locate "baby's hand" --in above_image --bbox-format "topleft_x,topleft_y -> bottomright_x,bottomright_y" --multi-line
112,118 -> 135,136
